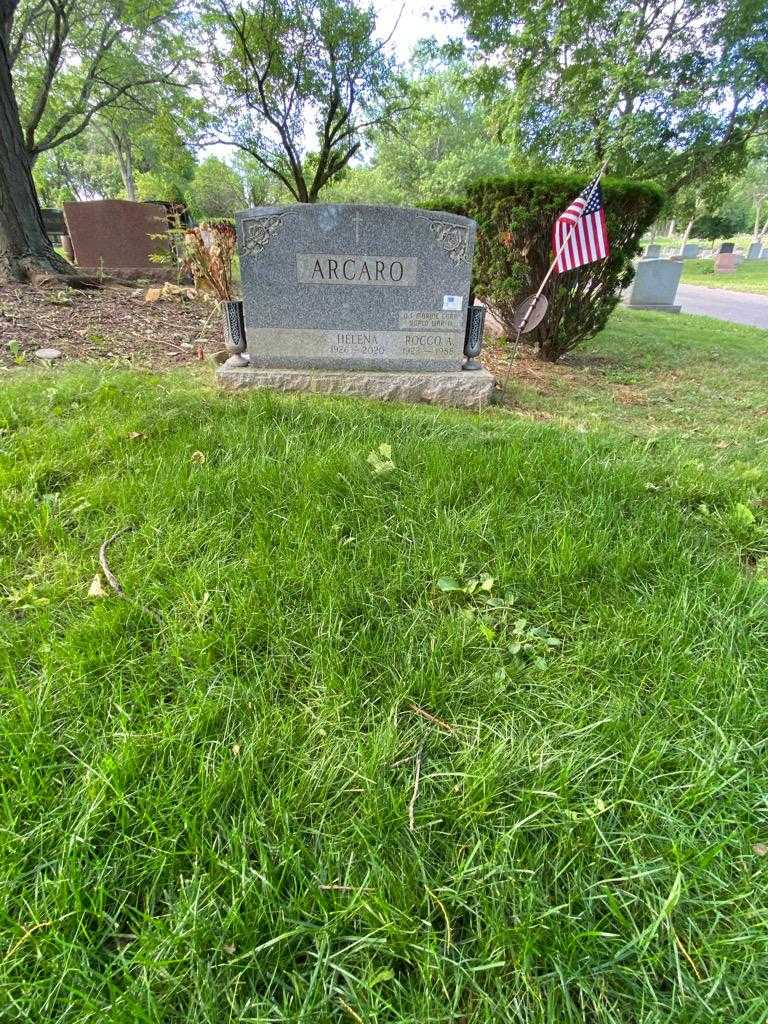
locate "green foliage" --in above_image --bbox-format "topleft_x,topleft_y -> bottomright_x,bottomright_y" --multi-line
324,63 -> 511,206
185,156 -> 246,220
1,353 -> 767,1019
204,0 -> 407,202
32,133 -> 123,205
9,0 -> 194,161
430,172 -> 664,360
693,212 -> 743,240
451,0 -> 768,201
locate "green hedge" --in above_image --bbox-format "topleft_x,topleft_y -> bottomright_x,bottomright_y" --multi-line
428,173 -> 664,361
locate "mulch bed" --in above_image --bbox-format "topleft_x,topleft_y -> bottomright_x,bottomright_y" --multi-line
0,282 -> 594,396
0,282 -> 225,372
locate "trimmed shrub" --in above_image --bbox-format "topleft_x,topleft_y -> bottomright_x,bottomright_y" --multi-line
428,173 -> 664,361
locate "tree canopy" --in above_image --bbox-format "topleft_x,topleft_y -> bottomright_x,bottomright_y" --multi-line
203,0 -> 408,202
8,0 -> 194,163
451,0 -> 768,198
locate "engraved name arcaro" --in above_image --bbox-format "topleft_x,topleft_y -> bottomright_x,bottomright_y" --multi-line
297,254 -> 418,286
241,215 -> 283,261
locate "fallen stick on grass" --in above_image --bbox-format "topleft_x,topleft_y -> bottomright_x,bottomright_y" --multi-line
99,526 -> 134,596
96,526 -> 163,625
408,703 -> 454,733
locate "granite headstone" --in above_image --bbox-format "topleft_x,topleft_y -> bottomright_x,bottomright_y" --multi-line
42,208 -> 66,237
746,241 -> 763,260
681,243 -> 701,259
218,204 -> 495,407
63,199 -> 171,277
625,258 -> 682,313
643,243 -> 662,259
715,252 -> 738,273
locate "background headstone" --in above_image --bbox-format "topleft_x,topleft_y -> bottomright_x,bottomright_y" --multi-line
719,241 -> 735,254
625,258 -> 682,313
746,241 -> 763,260
681,243 -> 701,259
41,208 -> 66,237
715,252 -> 738,273
643,243 -> 662,259
63,199 -> 171,275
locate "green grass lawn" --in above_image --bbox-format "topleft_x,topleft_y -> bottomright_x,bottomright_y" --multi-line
507,308 -> 768,466
2,310 -> 768,1022
681,258 -> 768,295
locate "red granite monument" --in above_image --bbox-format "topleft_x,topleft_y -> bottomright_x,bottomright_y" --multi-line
62,199 -> 172,277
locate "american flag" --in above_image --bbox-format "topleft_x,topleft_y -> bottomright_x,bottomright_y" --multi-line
553,177 -> 610,273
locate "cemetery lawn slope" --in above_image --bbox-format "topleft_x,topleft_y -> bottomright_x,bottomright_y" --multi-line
497,307 -> 768,468
2,365 -> 768,1022
680,258 -> 768,294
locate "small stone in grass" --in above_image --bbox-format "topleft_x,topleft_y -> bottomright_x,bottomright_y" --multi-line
88,574 -> 107,598
35,347 -> 63,361
753,843 -> 768,856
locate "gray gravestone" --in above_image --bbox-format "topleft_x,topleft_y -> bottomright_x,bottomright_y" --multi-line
625,258 -> 682,313
747,241 -> 763,260
42,208 -> 66,237
682,243 -> 701,259
218,204 -> 495,407
643,243 -> 661,259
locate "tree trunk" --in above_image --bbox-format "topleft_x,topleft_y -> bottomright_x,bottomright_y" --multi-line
0,25 -> 74,283
753,200 -> 763,241
667,219 -> 675,237
678,218 -> 694,255
109,128 -> 137,201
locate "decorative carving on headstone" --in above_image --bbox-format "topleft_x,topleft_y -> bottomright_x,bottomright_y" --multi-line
241,215 -> 284,261
430,221 -> 469,266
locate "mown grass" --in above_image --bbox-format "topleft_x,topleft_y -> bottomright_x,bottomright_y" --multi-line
507,308 -> 768,468
1,341 -> 768,1022
680,259 -> 768,295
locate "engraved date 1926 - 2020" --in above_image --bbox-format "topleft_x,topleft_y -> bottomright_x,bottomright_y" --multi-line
329,332 -> 385,357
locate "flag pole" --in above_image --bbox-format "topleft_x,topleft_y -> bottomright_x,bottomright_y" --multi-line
502,158 -> 610,389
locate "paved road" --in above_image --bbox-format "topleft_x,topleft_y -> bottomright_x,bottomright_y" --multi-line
677,283 -> 768,329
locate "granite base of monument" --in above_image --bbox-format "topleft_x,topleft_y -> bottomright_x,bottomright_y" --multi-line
217,365 -> 496,408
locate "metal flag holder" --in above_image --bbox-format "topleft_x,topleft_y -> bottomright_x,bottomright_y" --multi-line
502,159 -> 609,391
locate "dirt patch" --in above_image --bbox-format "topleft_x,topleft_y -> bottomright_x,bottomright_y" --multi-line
613,385 -> 647,406
0,282 -> 224,371
482,338 -> 582,394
